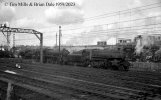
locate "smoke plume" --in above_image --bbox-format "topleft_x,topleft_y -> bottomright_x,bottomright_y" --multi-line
135,35 -> 154,54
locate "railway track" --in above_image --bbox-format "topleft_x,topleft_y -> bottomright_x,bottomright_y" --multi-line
20,63 -> 161,87
16,67 -> 161,96
1,61 -> 161,84
0,71 -> 111,100
0,66 -> 159,100
22,63 -> 161,80
16,63 -> 161,97
1,62 -> 161,99
2,62 -> 161,91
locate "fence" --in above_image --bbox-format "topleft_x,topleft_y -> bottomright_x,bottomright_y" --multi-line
130,62 -> 161,72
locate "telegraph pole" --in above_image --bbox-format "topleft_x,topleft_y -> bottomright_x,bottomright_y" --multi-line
59,26 -> 61,53
40,33 -> 43,63
56,33 -> 57,47
13,33 -> 15,53
7,32 -> 11,50
116,11 -> 121,45
58,26 -> 62,64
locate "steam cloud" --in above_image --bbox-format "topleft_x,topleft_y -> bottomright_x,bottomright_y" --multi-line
0,5 -> 15,23
135,35 -> 154,54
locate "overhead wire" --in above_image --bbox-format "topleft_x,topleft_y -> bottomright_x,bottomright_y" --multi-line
4,2 -> 161,46
15,2 -> 161,30
15,22 -> 161,41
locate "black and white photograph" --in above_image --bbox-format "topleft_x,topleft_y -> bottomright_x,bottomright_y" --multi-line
0,0 -> 161,99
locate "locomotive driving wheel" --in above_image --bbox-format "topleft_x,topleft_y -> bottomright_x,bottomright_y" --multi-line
118,65 -> 125,71
83,59 -> 90,67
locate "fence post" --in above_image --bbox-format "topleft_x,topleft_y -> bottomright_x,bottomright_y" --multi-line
6,82 -> 13,100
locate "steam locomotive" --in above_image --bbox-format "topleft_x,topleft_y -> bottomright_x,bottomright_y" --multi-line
44,48 -> 131,71
63,49 -> 130,71
0,48 -> 131,71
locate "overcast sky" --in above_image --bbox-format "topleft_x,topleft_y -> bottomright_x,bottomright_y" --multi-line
0,0 -> 161,46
